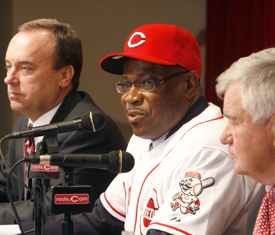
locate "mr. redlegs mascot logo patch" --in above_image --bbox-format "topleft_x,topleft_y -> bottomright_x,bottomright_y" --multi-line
140,172 -> 214,234
171,172 -> 214,215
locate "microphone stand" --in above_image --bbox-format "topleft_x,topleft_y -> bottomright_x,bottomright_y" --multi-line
32,141 -> 46,235
33,178 -> 45,235
51,167 -> 93,235
32,129 -> 60,235
61,168 -> 74,235
31,129 -> 93,235
50,165 -> 93,235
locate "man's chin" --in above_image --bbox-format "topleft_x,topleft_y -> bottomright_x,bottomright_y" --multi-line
10,103 -> 25,113
233,163 -> 246,175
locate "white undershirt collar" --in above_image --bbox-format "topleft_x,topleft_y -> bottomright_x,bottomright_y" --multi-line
27,102 -> 62,148
149,132 -> 168,150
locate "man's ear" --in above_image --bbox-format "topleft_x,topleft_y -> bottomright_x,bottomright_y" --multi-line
59,65 -> 74,88
184,71 -> 200,100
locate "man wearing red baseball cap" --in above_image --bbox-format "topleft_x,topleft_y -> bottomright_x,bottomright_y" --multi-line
28,24 -> 260,235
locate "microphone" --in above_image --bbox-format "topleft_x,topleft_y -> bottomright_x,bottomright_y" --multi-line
5,111 -> 105,139
24,150 -> 135,174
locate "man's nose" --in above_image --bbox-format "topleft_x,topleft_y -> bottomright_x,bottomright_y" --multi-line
122,86 -> 143,104
220,124 -> 232,145
4,68 -> 19,85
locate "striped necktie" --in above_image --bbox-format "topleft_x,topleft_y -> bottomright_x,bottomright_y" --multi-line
23,124 -> 35,199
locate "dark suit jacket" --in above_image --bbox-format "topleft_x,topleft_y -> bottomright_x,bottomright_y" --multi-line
246,184 -> 266,235
0,89 -> 126,224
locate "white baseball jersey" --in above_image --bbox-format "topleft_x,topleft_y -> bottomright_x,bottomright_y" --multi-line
101,103 -> 261,235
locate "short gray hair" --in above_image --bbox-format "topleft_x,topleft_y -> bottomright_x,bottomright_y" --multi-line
216,48 -> 275,124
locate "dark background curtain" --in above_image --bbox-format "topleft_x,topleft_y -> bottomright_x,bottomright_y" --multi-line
205,0 -> 275,109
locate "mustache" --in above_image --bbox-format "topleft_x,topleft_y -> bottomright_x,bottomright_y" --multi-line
126,106 -> 147,116
126,104 -> 144,112
126,107 -> 144,112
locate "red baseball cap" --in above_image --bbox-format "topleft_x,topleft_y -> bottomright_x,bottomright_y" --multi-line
99,24 -> 202,78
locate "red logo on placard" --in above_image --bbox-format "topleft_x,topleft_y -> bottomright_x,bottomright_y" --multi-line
31,164 -> 59,172
54,194 -> 89,204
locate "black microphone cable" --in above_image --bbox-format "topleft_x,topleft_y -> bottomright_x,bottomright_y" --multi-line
0,136 -> 46,235
7,159 -> 43,235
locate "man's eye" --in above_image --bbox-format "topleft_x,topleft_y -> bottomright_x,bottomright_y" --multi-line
228,119 -> 239,126
142,80 -> 155,85
21,66 -> 30,71
5,65 -> 11,70
120,83 -> 131,88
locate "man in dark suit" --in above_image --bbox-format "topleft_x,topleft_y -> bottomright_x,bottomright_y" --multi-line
0,18 -> 126,224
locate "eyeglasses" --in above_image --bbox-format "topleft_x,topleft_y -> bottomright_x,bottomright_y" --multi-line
115,71 -> 189,94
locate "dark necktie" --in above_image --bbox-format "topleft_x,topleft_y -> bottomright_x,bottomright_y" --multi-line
253,186 -> 275,234
23,124 -> 35,200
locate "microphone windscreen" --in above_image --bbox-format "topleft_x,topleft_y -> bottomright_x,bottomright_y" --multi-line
81,112 -> 105,131
92,112 -> 105,131
121,152 -> 135,173
108,151 -> 135,173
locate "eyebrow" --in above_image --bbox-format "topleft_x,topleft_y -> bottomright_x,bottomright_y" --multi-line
223,113 -> 238,121
122,71 -> 152,80
5,59 -> 34,66
223,113 -> 233,119
224,113 -> 245,125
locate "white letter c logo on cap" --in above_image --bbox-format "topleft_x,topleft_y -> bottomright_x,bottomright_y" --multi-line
128,32 -> 146,48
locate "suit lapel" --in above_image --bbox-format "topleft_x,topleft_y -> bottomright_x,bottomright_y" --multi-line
50,89 -> 81,123
17,116 -> 28,199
